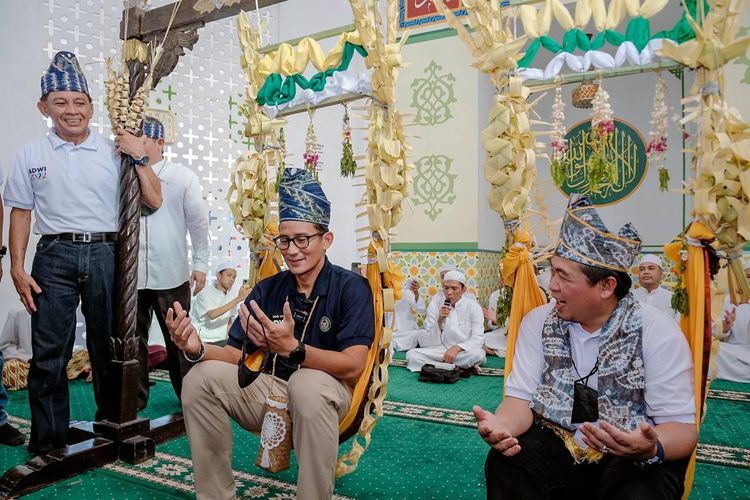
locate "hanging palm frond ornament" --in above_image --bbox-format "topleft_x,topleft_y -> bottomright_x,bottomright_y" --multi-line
340,104 -> 356,178
550,84 -> 570,188
647,73 -> 670,191
588,81 -> 615,194
105,2 -> 181,134
303,110 -> 322,181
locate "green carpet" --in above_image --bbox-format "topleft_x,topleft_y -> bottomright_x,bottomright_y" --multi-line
2,363 -> 749,499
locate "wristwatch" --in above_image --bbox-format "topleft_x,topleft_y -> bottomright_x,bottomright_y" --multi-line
287,340 -> 306,365
637,440 -> 665,467
132,154 -> 150,166
0,245 -> 6,259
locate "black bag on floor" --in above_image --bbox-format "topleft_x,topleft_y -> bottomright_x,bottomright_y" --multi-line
418,364 -> 461,384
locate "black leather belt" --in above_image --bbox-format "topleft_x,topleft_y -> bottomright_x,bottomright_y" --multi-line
44,232 -> 118,243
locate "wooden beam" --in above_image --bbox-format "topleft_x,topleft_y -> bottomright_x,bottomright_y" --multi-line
121,0 -> 287,39
274,92 -> 368,118
524,60 -> 684,91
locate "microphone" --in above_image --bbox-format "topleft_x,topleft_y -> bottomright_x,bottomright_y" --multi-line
443,299 -> 452,310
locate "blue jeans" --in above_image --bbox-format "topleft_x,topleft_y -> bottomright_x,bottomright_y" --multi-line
28,236 -> 116,454
0,349 -> 8,427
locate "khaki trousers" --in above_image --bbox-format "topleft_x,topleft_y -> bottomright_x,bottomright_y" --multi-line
182,360 -> 352,500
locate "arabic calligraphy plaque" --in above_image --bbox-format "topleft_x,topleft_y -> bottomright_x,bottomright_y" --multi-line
557,118 -> 648,206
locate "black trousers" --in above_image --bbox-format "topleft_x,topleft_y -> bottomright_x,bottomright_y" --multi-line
136,282 -> 192,409
485,422 -> 689,500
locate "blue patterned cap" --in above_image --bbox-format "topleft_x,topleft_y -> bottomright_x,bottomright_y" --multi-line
40,51 -> 90,98
555,194 -> 641,272
143,117 -> 165,140
278,169 -> 330,227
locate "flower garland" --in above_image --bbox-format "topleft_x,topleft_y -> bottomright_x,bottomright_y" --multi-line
303,113 -> 321,181
340,104 -> 356,177
274,126 -> 287,193
588,81 -> 615,194
647,73 -> 669,191
671,234 -> 689,315
550,85 -> 570,187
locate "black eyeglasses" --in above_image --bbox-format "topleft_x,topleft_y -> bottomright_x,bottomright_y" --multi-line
273,232 -> 324,250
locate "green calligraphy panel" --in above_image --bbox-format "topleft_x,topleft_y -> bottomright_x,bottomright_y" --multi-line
557,118 -> 648,205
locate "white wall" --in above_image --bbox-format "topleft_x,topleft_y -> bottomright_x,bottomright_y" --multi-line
0,3 -> 47,325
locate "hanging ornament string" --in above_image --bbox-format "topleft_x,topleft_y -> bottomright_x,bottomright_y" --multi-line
647,72 -> 670,192
303,108 -> 322,181
550,80 -> 570,188
588,80 -> 615,195
275,126 -> 287,193
340,103 -> 356,177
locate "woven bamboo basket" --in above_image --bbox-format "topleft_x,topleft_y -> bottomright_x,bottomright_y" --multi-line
572,80 -> 599,109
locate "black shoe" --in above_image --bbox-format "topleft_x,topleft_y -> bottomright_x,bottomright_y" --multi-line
0,422 -> 25,447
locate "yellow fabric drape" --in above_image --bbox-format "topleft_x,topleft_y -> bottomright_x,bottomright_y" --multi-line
257,223 -> 283,283
663,220 -> 714,499
257,31 -> 364,78
502,230 -> 547,380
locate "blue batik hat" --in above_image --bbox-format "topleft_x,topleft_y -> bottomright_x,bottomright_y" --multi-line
278,168 -> 330,227
40,51 -> 90,98
555,194 -> 641,272
143,117 -> 165,140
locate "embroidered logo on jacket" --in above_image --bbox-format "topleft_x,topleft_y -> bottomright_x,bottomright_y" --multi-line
319,316 -> 332,332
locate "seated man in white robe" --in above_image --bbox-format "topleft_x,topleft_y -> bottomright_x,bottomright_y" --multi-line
431,264 -> 458,306
391,279 -> 426,351
407,271 -> 486,373
713,262 -> 750,382
483,276 -> 508,357
632,254 -> 676,317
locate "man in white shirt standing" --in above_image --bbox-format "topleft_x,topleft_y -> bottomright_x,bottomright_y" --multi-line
135,117 -> 209,409
192,262 -> 251,346
406,270 -> 485,373
632,254 -> 675,317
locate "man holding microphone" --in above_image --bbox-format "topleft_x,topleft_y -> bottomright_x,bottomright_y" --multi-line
406,270 -> 485,373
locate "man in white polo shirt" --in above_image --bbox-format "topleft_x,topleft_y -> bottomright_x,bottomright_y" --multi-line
3,51 -> 162,455
476,195 -> 695,498
632,253 -> 676,317
135,117 -> 209,410
192,262 -> 251,346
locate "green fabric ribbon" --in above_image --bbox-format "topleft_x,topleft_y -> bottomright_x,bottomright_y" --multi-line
256,42 -> 368,107
625,16 -> 651,52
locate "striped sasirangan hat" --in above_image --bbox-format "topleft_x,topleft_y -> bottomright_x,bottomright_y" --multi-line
555,194 -> 642,273
40,51 -> 90,98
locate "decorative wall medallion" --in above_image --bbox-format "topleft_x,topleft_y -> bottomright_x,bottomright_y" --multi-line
410,60 -> 457,126
412,154 -> 457,220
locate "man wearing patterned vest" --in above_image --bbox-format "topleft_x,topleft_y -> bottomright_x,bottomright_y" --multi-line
476,195 -> 697,499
